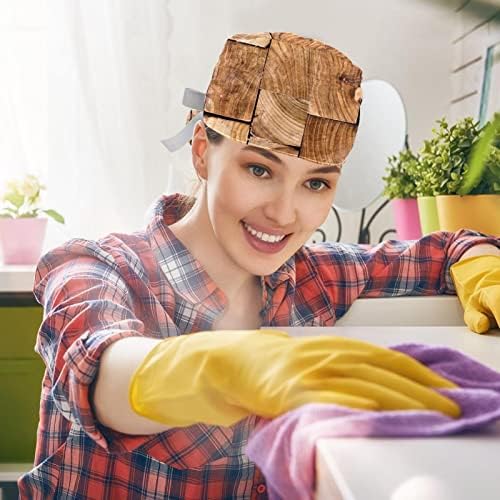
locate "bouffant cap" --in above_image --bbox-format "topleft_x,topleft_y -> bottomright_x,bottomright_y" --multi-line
162,32 -> 363,167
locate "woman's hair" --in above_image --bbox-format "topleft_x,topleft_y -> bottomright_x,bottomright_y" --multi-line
205,126 -> 224,145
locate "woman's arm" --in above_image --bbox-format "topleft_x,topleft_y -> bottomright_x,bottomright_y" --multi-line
33,238 -> 180,452
458,243 -> 500,261
356,229 -> 500,297
92,336 -> 170,435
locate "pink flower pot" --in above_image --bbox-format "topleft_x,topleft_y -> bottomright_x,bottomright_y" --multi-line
391,198 -> 422,240
0,218 -> 48,265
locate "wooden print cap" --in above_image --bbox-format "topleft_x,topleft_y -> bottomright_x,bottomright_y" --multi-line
202,32 -> 363,166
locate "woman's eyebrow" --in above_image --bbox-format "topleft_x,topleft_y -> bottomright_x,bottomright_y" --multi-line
309,164 -> 341,174
241,145 -> 341,174
241,145 -> 284,164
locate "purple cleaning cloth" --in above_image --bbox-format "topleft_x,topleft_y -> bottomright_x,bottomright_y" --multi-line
245,343 -> 500,500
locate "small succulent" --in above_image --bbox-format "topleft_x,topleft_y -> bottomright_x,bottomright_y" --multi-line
0,174 -> 65,223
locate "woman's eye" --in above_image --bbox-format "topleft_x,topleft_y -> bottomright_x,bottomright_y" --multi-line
306,179 -> 330,192
248,165 -> 269,177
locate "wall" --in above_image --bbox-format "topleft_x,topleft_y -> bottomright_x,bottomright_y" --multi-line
450,0 -> 500,123
166,0 -> 459,243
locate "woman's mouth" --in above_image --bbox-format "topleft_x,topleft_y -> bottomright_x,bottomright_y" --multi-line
240,221 -> 291,254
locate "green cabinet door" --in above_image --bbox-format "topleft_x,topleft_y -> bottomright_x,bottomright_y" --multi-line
0,305 -> 44,463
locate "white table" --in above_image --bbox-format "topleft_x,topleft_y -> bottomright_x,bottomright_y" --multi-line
0,265 -> 36,293
270,326 -> 500,500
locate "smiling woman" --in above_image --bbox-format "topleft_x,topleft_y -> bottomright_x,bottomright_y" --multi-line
168,117 -> 344,283
18,30 -> 500,500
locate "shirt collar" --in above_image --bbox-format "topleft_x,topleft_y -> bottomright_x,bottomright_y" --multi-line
147,193 -> 222,306
147,193 -> 298,303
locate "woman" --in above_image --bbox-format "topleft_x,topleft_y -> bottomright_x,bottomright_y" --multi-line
19,32 -> 500,499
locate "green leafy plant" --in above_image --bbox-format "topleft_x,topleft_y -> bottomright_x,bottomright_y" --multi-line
413,117 -> 481,196
458,112 -> 500,195
409,115 -> 500,197
382,148 -> 419,199
0,174 -> 65,223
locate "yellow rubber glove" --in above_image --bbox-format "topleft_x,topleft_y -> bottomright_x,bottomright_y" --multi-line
450,255 -> 500,334
129,329 -> 460,427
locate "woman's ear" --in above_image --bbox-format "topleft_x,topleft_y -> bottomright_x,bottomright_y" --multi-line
191,122 -> 209,180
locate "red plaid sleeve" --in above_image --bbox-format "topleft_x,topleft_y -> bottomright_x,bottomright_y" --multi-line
359,229 -> 500,297
309,229 -> 500,320
34,241 -> 161,454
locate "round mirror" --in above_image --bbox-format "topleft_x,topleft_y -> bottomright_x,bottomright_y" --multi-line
333,79 -> 407,211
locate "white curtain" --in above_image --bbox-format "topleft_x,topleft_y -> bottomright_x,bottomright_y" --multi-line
46,0 -> 180,249
0,0 -> 47,192
2,0 -> 208,252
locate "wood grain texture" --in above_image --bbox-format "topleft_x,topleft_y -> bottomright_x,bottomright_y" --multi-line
260,39 -> 310,100
311,45 -> 362,83
309,79 -> 361,124
203,115 -> 250,143
248,135 -> 299,156
271,32 -> 331,50
300,115 -> 357,165
309,48 -> 362,123
251,90 -> 308,147
229,32 -> 272,48
205,40 -> 267,122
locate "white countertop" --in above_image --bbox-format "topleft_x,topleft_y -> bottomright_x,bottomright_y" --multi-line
0,265 -> 36,293
270,326 -> 500,500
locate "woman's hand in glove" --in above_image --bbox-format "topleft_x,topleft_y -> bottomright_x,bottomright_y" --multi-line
451,255 -> 500,334
129,329 -> 460,428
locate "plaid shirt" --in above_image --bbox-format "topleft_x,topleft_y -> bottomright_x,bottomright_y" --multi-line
19,193 -> 499,499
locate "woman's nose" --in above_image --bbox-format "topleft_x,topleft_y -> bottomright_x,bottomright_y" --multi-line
262,193 -> 297,228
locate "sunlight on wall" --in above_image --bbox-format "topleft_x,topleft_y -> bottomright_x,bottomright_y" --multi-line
0,1 -> 48,190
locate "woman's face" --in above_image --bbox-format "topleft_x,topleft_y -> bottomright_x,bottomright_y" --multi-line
195,125 -> 341,277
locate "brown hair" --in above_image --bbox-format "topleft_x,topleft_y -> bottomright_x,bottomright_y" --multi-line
205,126 -> 224,145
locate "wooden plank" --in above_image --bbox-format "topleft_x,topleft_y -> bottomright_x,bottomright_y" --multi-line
271,32 -> 331,50
203,115 -> 250,143
300,116 -> 356,165
204,40 -> 267,122
229,32 -> 271,48
247,136 -> 299,157
260,39 -> 310,100
309,48 -> 362,124
251,89 -> 308,147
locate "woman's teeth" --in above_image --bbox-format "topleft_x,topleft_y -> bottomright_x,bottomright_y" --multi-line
243,222 -> 286,243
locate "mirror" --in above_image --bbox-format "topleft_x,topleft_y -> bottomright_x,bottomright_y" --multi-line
333,79 -> 407,212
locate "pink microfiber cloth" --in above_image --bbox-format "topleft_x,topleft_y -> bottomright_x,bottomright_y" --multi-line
245,344 -> 500,500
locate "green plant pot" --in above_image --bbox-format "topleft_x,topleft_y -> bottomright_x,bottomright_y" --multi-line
417,196 -> 440,235
436,194 -> 500,235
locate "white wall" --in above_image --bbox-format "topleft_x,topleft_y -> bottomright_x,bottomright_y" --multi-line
5,1 -> 481,247
450,0 -> 500,123
165,0 -> 457,243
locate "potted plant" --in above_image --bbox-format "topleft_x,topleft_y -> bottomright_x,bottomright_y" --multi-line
0,174 -> 65,265
410,118 -> 460,234
383,148 -> 422,240
413,114 -> 500,235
